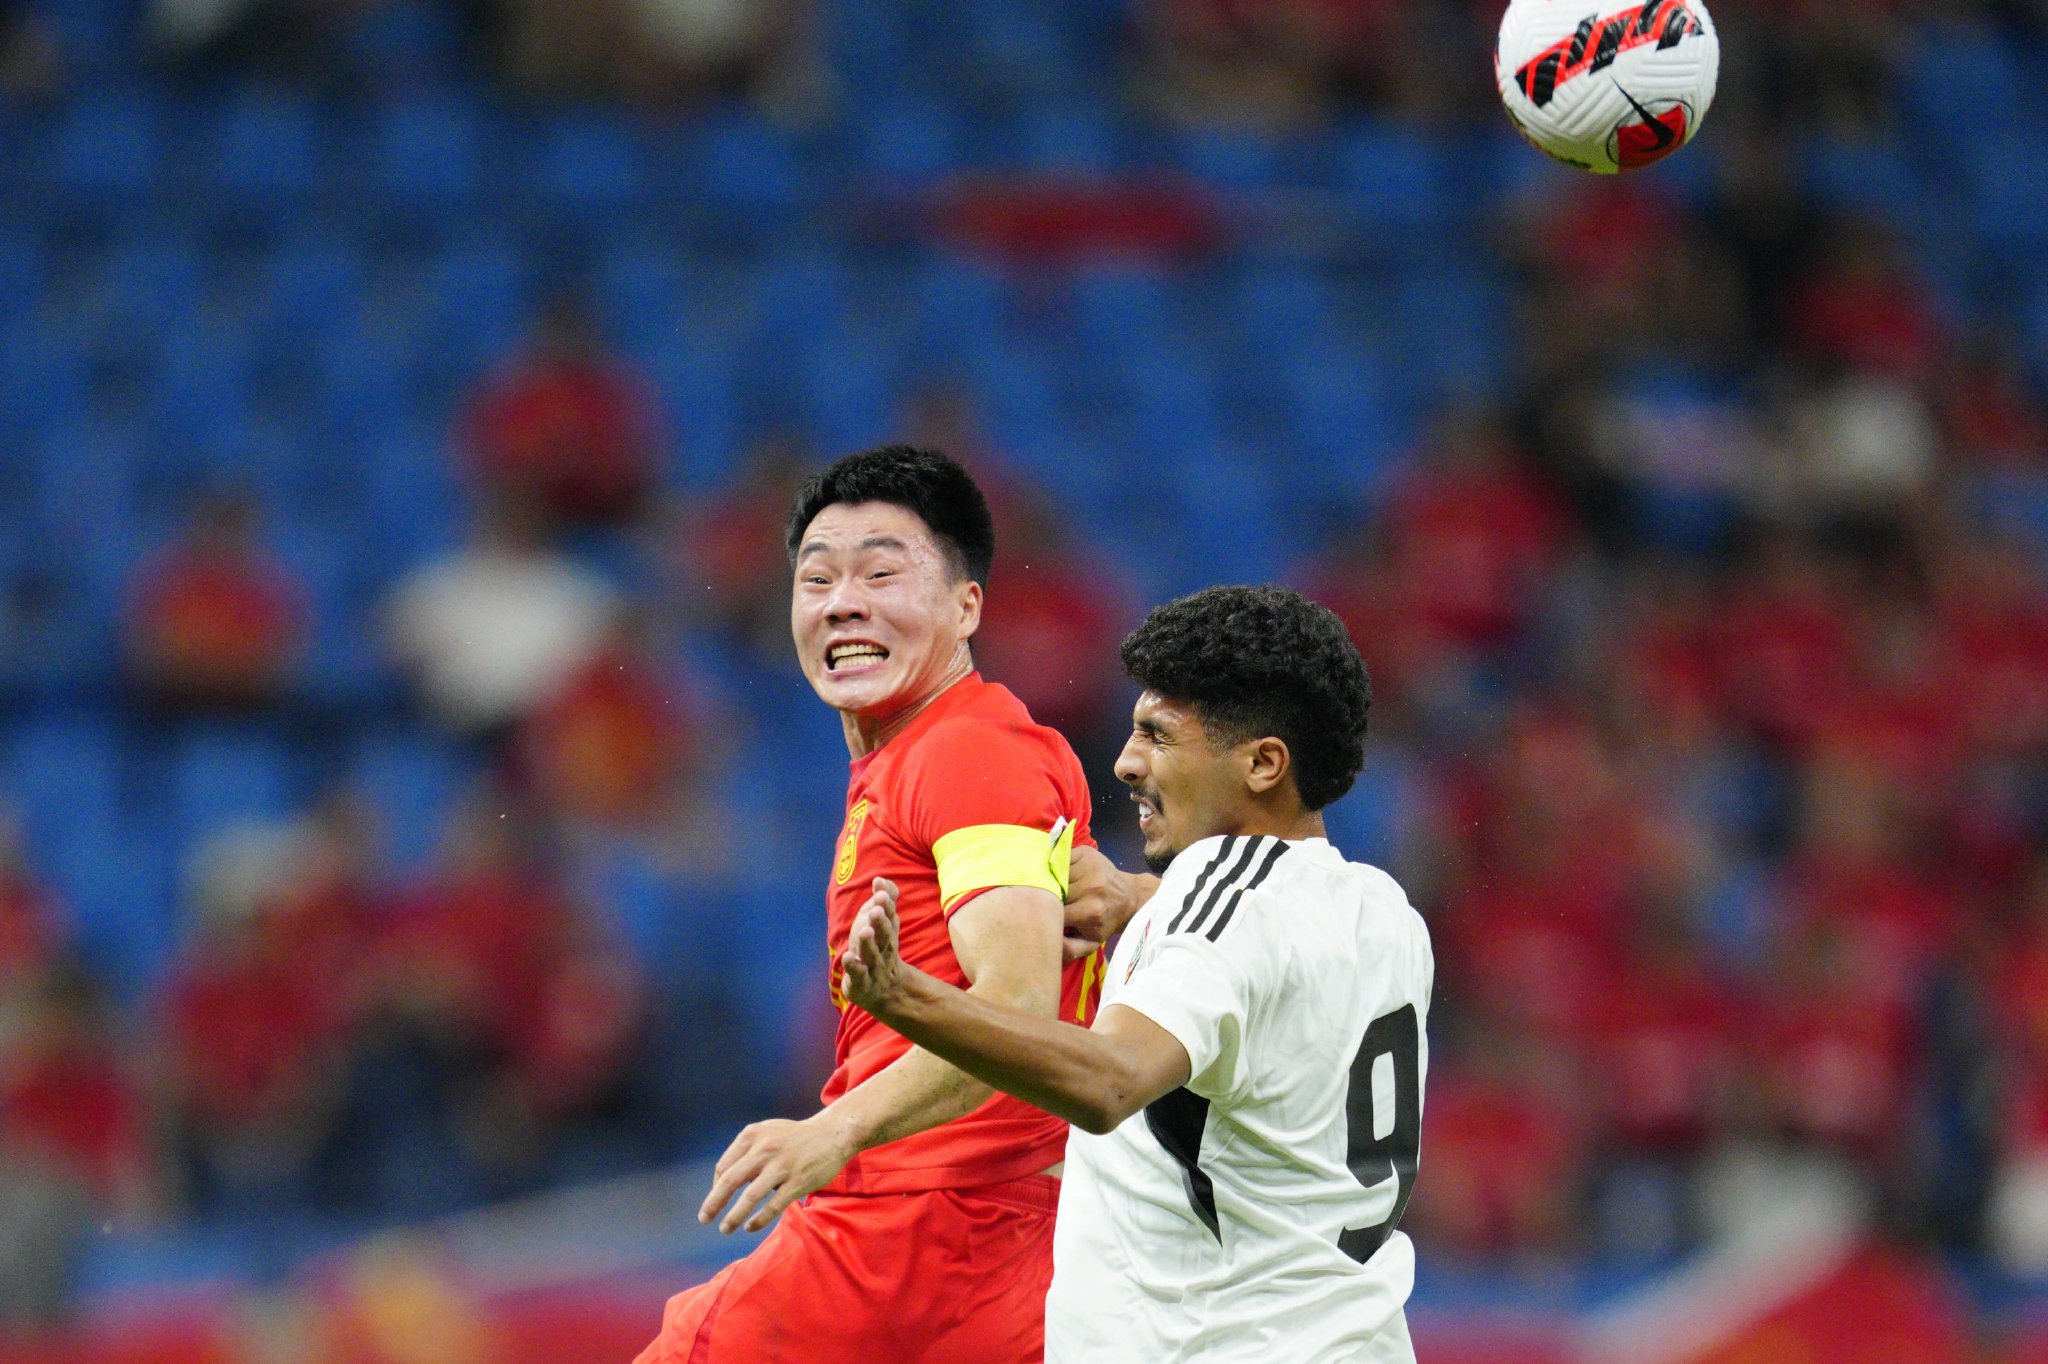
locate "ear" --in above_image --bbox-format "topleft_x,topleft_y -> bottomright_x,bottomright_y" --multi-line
1243,736 -> 1292,798
957,579 -> 983,640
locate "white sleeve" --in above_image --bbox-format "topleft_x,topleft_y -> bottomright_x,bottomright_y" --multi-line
1112,930 -> 1259,1104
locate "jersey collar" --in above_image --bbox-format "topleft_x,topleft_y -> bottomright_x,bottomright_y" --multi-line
847,672 -> 988,778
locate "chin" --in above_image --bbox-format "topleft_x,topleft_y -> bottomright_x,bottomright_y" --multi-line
1142,842 -> 1177,875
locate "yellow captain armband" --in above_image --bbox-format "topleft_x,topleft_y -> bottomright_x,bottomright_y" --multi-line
933,818 -> 1077,913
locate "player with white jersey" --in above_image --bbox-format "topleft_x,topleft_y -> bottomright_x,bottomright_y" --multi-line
843,584 -> 1432,1363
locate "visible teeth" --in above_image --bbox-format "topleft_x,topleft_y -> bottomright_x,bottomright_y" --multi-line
830,645 -> 886,668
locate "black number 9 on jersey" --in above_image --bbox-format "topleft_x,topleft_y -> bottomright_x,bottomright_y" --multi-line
1338,1004 -> 1422,1264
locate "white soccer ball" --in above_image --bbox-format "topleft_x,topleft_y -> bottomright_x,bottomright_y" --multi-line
1495,0 -> 1720,174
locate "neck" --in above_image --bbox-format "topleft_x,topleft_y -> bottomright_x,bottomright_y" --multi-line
1226,803 -> 1325,845
842,649 -> 974,759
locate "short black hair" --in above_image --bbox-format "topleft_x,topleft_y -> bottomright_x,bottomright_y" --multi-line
785,445 -> 995,587
1120,585 -> 1370,812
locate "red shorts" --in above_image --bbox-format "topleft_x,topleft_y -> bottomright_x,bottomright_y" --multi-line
634,1173 -> 1059,1364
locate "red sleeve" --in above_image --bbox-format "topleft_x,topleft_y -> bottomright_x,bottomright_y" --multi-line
894,717 -> 1091,917
897,717 -> 1078,849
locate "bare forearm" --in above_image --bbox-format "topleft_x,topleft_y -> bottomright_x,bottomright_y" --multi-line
826,975 -> 1060,1152
823,1039 -> 995,1151
871,967 -> 1135,1135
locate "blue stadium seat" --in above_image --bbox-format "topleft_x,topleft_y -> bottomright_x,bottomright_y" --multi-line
1068,262 -> 1176,358
305,318 -> 410,448
854,96 -> 964,185
370,96 -> 484,206
1012,100 -> 1124,174
151,327 -> 257,445
1170,126 -> 1289,195
417,240 -> 528,376
908,255 -> 1010,358
93,234 -> 205,333
1396,269 -> 1508,398
797,331 -> 895,453
363,423 -> 462,560
1900,21 -> 2027,149
533,111 -> 646,210
1278,350 -> 1410,497
1801,136 -> 1923,221
166,726 -> 299,839
197,87 -> 324,202
257,232 -> 368,337
1340,122 -> 1449,237
0,317 -> 87,434
349,733 -> 467,873
46,88 -> 163,203
0,228 -> 46,313
684,113 -> 808,219
6,714 -> 123,838
334,0 -> 467,83
38,0 -> 138,71
1966,134 -> 2048,246
47,829 -> 178,1001
585,844 -> 727,982
592,239 -> 694,346
1231,265 -> 1338,361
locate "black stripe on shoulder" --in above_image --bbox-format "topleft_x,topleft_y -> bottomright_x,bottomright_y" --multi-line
1164,835 -> 1239,934
1179,835 -> 1268,939
1203,839 -> 1290,942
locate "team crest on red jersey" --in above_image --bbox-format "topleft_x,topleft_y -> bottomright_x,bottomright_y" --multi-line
835,798 -> 869,885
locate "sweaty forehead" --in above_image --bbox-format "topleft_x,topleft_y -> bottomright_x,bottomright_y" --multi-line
798,501 -> 940,556
1133,691 -> 1206,739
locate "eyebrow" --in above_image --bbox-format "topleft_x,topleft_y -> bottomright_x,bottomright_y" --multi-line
797,534 -> 912,560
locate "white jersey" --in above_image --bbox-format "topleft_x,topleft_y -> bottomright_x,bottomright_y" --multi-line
1048,834 -> 1433,1363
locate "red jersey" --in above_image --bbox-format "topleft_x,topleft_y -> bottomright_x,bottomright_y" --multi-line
821,674 -> 1103,1194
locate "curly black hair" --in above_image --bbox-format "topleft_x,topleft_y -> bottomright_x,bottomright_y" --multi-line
785,445 -> 995,587
1120,585 -> 1371,812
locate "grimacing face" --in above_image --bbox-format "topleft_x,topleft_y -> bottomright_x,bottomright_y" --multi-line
790,500 -> 981,723
1114,691 -> 1256,874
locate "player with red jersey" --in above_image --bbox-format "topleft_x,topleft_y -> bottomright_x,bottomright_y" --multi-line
634,446 -> 1106,1364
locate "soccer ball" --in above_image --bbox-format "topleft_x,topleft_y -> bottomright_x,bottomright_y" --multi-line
1495,0 -> 1720,174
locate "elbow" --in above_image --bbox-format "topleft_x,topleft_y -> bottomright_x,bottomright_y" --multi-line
1071,1073 -> 1143,1136
1072,1104 -> 1121,1137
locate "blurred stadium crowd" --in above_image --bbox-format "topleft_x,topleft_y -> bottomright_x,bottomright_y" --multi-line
5,0 -> 2048,1352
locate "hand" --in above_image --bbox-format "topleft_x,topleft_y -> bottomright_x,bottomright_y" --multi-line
1062,846 -> 1147,961
840,877 -> 907,1014
698,1112 -> 859,1234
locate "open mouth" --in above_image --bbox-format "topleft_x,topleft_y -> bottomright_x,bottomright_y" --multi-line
826,642 -> 889,674
1132,792 -> 1160,830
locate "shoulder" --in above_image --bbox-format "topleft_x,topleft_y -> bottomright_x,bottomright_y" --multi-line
1151,835 -> 1296,945
911,701 -> 1079,779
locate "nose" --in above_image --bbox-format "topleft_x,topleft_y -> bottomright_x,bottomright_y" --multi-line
821,578 -> 869,626
1114,737 -> 1144,788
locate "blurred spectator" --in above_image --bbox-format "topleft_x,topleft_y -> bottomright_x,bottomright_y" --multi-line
334,788 -> 642,1207
1127,0 -> 1467,129
520,612 -> 696,832
0,815 -> 60,998
385,494 -> 621,742
1784,219 -> 1945,385
1937,335 -> 2048,472
0,960 -> 160,1229
667,431 -> 810,658
158,803 -> 376,1215
123,490 -> 307,717
498,0 -> 823,113
0,0 -> 58,100
1407,1027 -> 1585,1260
459,293 -> 662,533
971,491 -> 1131,758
